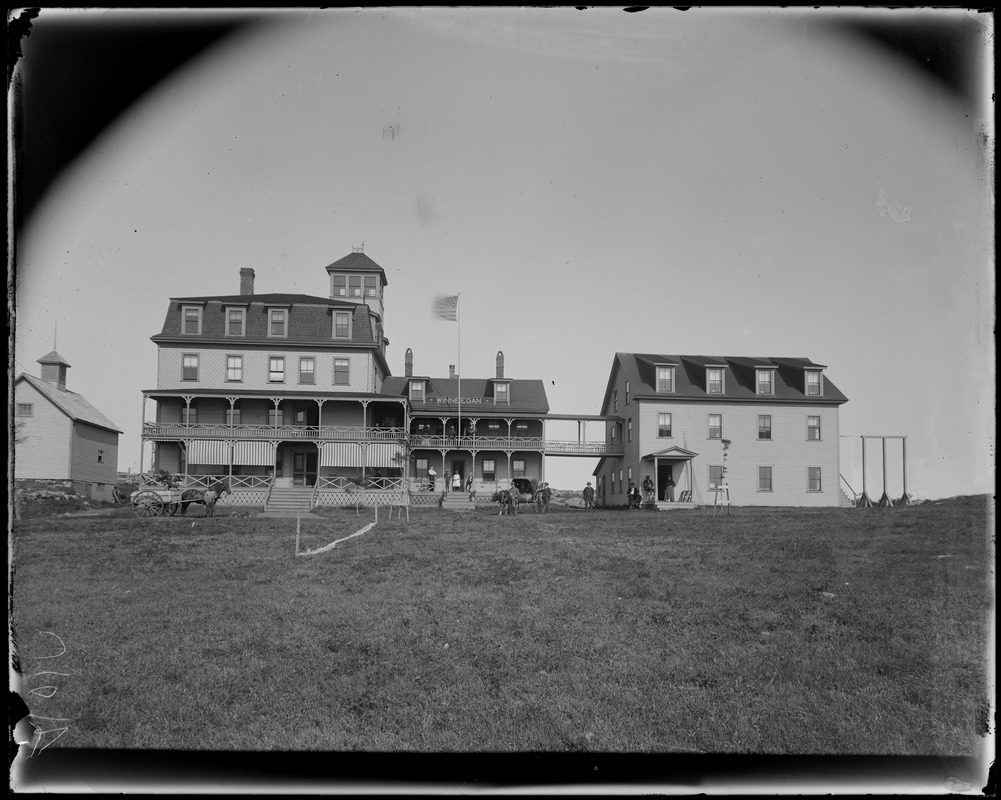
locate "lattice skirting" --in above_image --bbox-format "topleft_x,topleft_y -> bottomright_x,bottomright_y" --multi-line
217,489 -> 268,507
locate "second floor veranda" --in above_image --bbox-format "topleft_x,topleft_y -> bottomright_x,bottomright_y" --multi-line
141,422 -> 624,456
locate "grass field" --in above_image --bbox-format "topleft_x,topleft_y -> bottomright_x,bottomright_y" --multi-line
10,495 -> 994,763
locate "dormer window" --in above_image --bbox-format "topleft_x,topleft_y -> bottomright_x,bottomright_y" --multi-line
225,307 -> 245,336
706,367 -> 725,394
806,370 -> 823,396
495,382 -> 510,404
410,381 -> 425,403
756,368 -> 775,395
181,305 -> 202,335
333,311 -> 352,339
268,308 -> 287,337
656,365 -> 675,393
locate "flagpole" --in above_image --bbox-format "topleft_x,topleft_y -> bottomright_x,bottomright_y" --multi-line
456,294 -> 461,443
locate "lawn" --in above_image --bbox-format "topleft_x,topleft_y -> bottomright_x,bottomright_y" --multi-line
9,496 -> 994,785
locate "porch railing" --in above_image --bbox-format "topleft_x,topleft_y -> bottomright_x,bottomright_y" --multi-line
143,423 -> 408,440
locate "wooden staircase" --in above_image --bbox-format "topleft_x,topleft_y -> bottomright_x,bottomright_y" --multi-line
265,487 -> 315,513
441,491 -> 475,512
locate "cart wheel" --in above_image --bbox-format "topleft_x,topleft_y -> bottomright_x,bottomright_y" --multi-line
133,490 -> 164,518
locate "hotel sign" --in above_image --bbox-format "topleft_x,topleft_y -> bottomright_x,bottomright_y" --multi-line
430,397 -> 488,405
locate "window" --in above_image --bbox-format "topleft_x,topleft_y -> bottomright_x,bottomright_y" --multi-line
658,413 -> 672,438
758,466 -> 773,492
618,469 -> 623,490
226,407 -> 241,426
226,308 -> 244,336
808,467 -> 823,492
332,275 -> 347,297
299,357 -> 315,385
495,383 -> 509,403
627,418 -> 633,442
708,413 -> 722,439
364,276 -> 378,297
482,459 -> 496,481
610,425 -> 616,443
806,371 -> 823,396
487,421 -> 500,435
334,311 -> 351,339
708,465 -> 724,490
758,415 -> 772,440
294,405 -> 307,425
269,357 -> 285,383
182,306 -> 201,334
627,467 -> 633,482
334,358 -> 350,386
182,406 -> 198,425
756,369 -> 774,395
807,416 -> 821,440
416,457 -> 429,475
611,471 -> 617,493
348,276 -> 362,297
513,460 -> 526,478
226,355 -> 243,382
707,368 -> 724,394
515,422 -> 529,435
269,309 -> 287,337
625,381 -> 631,404
16,403 -> 32,417
268,408 -> 284,427
97,450 -> 104,463
656,366 -> 675,393
182,354 -> 199,381
410,381 -> 424,403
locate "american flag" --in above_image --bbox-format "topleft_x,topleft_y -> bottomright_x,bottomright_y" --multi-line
431,294 -> 458,321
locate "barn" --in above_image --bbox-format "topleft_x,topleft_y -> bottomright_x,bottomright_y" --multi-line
14,351 -> 123,501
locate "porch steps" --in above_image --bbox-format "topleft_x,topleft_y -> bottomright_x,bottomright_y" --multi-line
265,487 -> 315,513
839,488 -> 856,508
441,491 -> 475,512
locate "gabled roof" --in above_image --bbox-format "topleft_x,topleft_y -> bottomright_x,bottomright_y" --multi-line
642,446 -> 699,460
322,252 -> 389,285
600,352 -> 848,412
380,376 -> 550,415
16,374 -> 123,433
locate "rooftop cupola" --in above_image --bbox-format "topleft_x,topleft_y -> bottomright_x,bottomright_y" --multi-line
38,350 -> 71,392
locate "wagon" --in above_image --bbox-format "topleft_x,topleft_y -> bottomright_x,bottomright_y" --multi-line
130,485 -> 184,517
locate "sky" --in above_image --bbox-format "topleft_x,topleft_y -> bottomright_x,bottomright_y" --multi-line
11,7 -> 994,499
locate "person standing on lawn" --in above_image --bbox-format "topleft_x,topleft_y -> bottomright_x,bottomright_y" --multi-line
642,475 -> 655,505
583,481 -> 595,509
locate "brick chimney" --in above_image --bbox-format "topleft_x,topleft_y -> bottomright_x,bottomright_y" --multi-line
449,365 -> 456,379
240,267 -> 255,296
405,348 -> 413,378
496,351 -> 504,379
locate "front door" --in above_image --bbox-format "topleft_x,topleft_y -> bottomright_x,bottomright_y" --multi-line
451,459 -> 464,490
293,451 -> 318,487
657,461 -> 675,501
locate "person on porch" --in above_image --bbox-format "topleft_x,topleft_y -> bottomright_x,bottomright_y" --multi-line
664,470 -> 676,501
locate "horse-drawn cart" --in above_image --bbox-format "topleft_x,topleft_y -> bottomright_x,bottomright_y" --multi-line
130,485 -> 184,517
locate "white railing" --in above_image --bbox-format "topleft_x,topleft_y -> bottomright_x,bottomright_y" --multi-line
143,423 -> 407,441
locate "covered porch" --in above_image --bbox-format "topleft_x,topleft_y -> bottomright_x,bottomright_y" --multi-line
643,445 -> 700,510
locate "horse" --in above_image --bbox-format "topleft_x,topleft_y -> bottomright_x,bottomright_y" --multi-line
180,481 -> 230,516
534,483 -> 552,513
491,487 -> 519,516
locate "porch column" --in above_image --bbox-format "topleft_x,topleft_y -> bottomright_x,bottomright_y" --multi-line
316,398 -> 326,430
361,399 -> 371,434
139,394 -> 147,476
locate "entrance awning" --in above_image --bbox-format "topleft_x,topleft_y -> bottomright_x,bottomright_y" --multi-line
642,446 -> 699,460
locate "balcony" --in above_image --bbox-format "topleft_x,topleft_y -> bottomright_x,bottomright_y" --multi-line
143,423 -> 407,441
142,424 -> 625,456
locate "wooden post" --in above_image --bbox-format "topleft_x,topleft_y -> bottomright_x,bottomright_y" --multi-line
295,513 -> 300,556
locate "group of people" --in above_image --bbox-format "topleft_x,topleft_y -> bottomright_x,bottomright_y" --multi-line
582,472 -> 676,510
426,466 -> 476,500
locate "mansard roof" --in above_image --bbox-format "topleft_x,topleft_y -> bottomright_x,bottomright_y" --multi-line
601,352 -> 848,412
380,376 -> 550,415
151,295 -> 382,348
